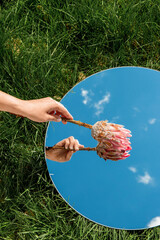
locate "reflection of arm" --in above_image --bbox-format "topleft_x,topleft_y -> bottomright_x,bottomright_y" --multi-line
45,137 -> 84,162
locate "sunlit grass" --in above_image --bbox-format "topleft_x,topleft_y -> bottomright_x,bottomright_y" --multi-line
0,0 -> 160,239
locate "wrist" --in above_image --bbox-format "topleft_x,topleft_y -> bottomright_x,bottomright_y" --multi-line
0,92 -> 24,116
8,98 -> 26,117
14,99 -> 27,117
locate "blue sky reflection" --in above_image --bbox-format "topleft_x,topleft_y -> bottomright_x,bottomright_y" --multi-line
45,67 -> 160,230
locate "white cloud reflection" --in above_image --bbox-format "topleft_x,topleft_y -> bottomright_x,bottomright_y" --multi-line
128,166 -> 137,173
133,107 -> 140,112
81,89 -> 90,105
110,116 -> 120,123
137,171 -> 153,185
147,216 -> 160,228
132,106 -> 140,117
94,92 -> 111,116
148,118 -> 156,125
144,126 -> 148,132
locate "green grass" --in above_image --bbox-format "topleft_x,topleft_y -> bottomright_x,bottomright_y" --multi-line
0,0 -> 160,239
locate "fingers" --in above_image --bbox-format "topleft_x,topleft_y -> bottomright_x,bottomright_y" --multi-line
73,139 -> 79,151
45,114 -> 61,122
68,136 -> 75,150
67,136 -> 81,151
47,105 -> 72,124
54,102 -> 73,121
64,138 -> 84,161
21,97 -> 73,123
55,139 -> 67,147
50,137 -> 83,162
56,137 -> 83,151
73,139 -> 84,151
54,111 -> 67,124
64,138 -> 70,149
78,144 -> 85,149
63,136 -> 75,150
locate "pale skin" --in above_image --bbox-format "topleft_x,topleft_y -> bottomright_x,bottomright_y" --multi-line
0,91 -> 73,123
0,91 -> 83,162
45,137 -> 84,162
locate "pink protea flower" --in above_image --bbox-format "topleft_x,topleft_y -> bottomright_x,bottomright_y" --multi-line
92,120 -> 132,161
61,117 -> 132,161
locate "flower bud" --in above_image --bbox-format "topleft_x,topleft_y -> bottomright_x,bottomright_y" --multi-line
91,120 -> 132,161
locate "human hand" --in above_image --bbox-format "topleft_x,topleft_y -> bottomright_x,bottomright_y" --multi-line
20,97 -> 73,123
45,136 -> 84,162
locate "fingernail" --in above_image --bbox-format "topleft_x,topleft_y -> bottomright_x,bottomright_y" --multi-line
75,147 -> 79,151
55,118 -> 61,122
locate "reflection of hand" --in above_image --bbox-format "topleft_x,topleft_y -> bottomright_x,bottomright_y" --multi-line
45,137 -> 84,162
21,97 -> 73,123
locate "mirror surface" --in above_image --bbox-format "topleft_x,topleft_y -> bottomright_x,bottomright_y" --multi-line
45,67 -> 160,230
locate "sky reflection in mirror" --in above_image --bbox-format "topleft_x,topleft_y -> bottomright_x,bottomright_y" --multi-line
45,67 -> 160,230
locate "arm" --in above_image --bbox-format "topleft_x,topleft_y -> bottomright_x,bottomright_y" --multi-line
0,90 -> 24,115
0,91 -> 73,123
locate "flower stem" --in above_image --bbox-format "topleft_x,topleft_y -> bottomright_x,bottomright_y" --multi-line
46,146 -> 96,151
61,117 -> 92,129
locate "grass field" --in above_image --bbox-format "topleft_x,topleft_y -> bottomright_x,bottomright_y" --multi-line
0,0 -> 160,239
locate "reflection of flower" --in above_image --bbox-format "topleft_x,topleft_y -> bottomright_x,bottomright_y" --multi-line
92,120 -> 132,161
62,118 -> 132,161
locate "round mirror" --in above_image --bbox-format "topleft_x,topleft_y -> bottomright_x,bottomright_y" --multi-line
45,67 -> 160,230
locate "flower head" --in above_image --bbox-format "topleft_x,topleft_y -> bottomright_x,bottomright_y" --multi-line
91,120 -> 132,161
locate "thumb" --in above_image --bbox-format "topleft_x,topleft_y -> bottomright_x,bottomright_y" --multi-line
47,114 -> 61,122
66,151 -> 73,161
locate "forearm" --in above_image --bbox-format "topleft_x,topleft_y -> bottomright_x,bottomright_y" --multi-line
0,91 -> 25,116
